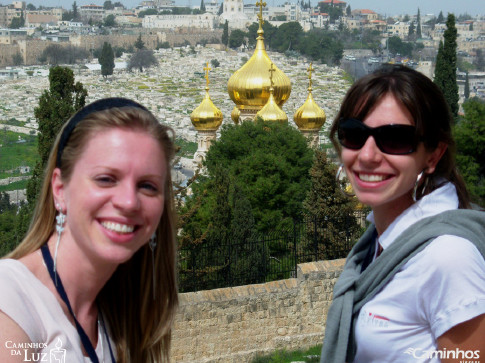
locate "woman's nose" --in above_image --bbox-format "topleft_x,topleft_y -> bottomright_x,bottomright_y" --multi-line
358,136 -> 383,164
112,183 -> 140,212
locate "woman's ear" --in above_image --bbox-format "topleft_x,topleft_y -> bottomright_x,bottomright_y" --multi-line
426,142 -> 448,174
51,168 -> 65,210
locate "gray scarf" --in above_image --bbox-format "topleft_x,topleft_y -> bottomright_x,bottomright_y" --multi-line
320,209 -> 485,363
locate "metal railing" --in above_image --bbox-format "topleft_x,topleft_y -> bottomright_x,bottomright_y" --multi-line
178,214 -> 362,293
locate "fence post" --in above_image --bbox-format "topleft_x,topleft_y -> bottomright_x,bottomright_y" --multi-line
313,214 -> 318,261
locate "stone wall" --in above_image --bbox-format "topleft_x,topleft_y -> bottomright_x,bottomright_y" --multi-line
0,29 -> 223,67
170,259 -> 345,362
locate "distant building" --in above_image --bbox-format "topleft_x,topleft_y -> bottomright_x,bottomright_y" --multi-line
143,13 -> 218,29
220,0 -> 250,29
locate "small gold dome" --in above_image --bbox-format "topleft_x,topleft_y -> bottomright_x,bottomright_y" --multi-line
256,63 -> 288,123
231,106 -> 240,124
190,63 -> 223,131
227,3 -> 291,112
294,63 -> 326,131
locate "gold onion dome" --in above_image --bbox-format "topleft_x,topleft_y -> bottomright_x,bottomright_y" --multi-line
294,63 -> 326,130
227,1 -> 291,113
190,63 -> 223,131
231,106 -> 240,124
256,63 -> 288,123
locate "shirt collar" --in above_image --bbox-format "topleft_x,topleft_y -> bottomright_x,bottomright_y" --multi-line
366,182 -> 459,251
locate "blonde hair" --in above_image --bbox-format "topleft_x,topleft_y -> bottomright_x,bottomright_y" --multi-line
8,104 -> 179,362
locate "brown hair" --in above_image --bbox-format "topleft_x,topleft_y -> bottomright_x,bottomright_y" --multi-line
9,104 -> 179,362
330,64 -> 470,208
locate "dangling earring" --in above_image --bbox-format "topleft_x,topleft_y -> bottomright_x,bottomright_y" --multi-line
149,233 -> 157,300
413,171 -> 428,202
336,164 -> 355,197
54,203 -> 66,286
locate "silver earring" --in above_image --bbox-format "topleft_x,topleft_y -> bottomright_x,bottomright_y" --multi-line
149,233 -> 157,300
413,171 -> 428,202
336,164 -> 355,197
54,204 -> 66,286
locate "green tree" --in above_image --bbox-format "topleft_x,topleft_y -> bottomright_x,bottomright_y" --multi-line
185,121 -> 314,235
127,49 -> 158,72
200,0 -> 206,12
103,0 -> 114,9
464,71 -> 470,100
99,42 -> 115,78
388,36 -> 414,57
103,14 -> 116,27
9,12 -> 24,28
303,150 -> 360,259
26,3 -> 36,10
222,20 -> 229,47
454,98 -> 485,206
416,8 -> 422,38
72,1 -> 79,21
434,13 -> 459,119
408,21 -> 415,40
272,22 -> 303,52
437,11 -> 444,23
27,67 -> 88,209
228,29 -> 246,48
217,2 -> 223,15
134,34 -> 145,50
138,8 -> 158,17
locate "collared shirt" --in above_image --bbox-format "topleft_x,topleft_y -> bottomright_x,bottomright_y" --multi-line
354,183 -> 485,363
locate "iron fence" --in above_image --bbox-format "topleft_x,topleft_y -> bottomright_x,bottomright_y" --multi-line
178,213 -> 363,293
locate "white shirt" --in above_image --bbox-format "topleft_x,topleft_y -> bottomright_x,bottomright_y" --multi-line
0,259 -> 115,362
353,183 -> 485,363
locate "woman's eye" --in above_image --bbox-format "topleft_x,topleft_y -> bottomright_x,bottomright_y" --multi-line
140,182 -> 159,193
95,176 -> 115,185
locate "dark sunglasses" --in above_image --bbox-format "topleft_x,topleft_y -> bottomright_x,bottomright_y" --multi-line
337,118 -> 420,155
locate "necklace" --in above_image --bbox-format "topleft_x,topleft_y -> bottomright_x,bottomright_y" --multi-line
41,244 -> 116,363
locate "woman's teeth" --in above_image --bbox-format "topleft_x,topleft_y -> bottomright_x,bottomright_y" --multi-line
101,221 -> 134,233
359,173 -> 386,182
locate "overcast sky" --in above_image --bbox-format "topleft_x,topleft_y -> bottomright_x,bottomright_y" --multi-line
5,0 -> 485,17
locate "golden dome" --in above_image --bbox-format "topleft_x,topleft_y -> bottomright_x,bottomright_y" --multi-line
190,63 -> 223,131
227,1 -> 291,112
294,63 -> 326,131
256,63 -> 288,123
231,106 -> 240,124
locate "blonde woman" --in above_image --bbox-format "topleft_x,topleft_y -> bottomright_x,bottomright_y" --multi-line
0,98 -> 178,362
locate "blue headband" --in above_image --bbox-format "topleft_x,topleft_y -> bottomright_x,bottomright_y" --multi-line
56,97 -> 148,167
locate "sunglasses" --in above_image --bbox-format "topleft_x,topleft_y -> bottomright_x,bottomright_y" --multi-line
337,118 -> 420,155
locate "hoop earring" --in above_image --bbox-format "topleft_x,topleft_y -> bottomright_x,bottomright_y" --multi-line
412,171 -> 428,202
149,233 -> 157,300
336,164 -> 355,197
54,204 -> 66,286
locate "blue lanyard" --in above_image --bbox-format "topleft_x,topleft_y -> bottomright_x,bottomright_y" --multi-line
41,244 -> 116,363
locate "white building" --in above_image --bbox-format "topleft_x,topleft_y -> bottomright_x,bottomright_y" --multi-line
220,0 -> 250,29
143,13 -> 218,29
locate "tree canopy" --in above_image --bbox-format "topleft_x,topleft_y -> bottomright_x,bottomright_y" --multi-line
128,49 -> 158,72
99,42 -> 115,77
434,13 -> 459,120
181,121 -> 314,237
454,98 -> 485,206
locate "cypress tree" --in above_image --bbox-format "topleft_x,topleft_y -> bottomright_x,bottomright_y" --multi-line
99,42 -> 115,78
433,13 -> 459,120
27,67 -> 87,209
464,71 -> 470,100
222,20 -> 229,47
303,150 -> 360,259
200,0 -> 206,12
416,8 -> 422,38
